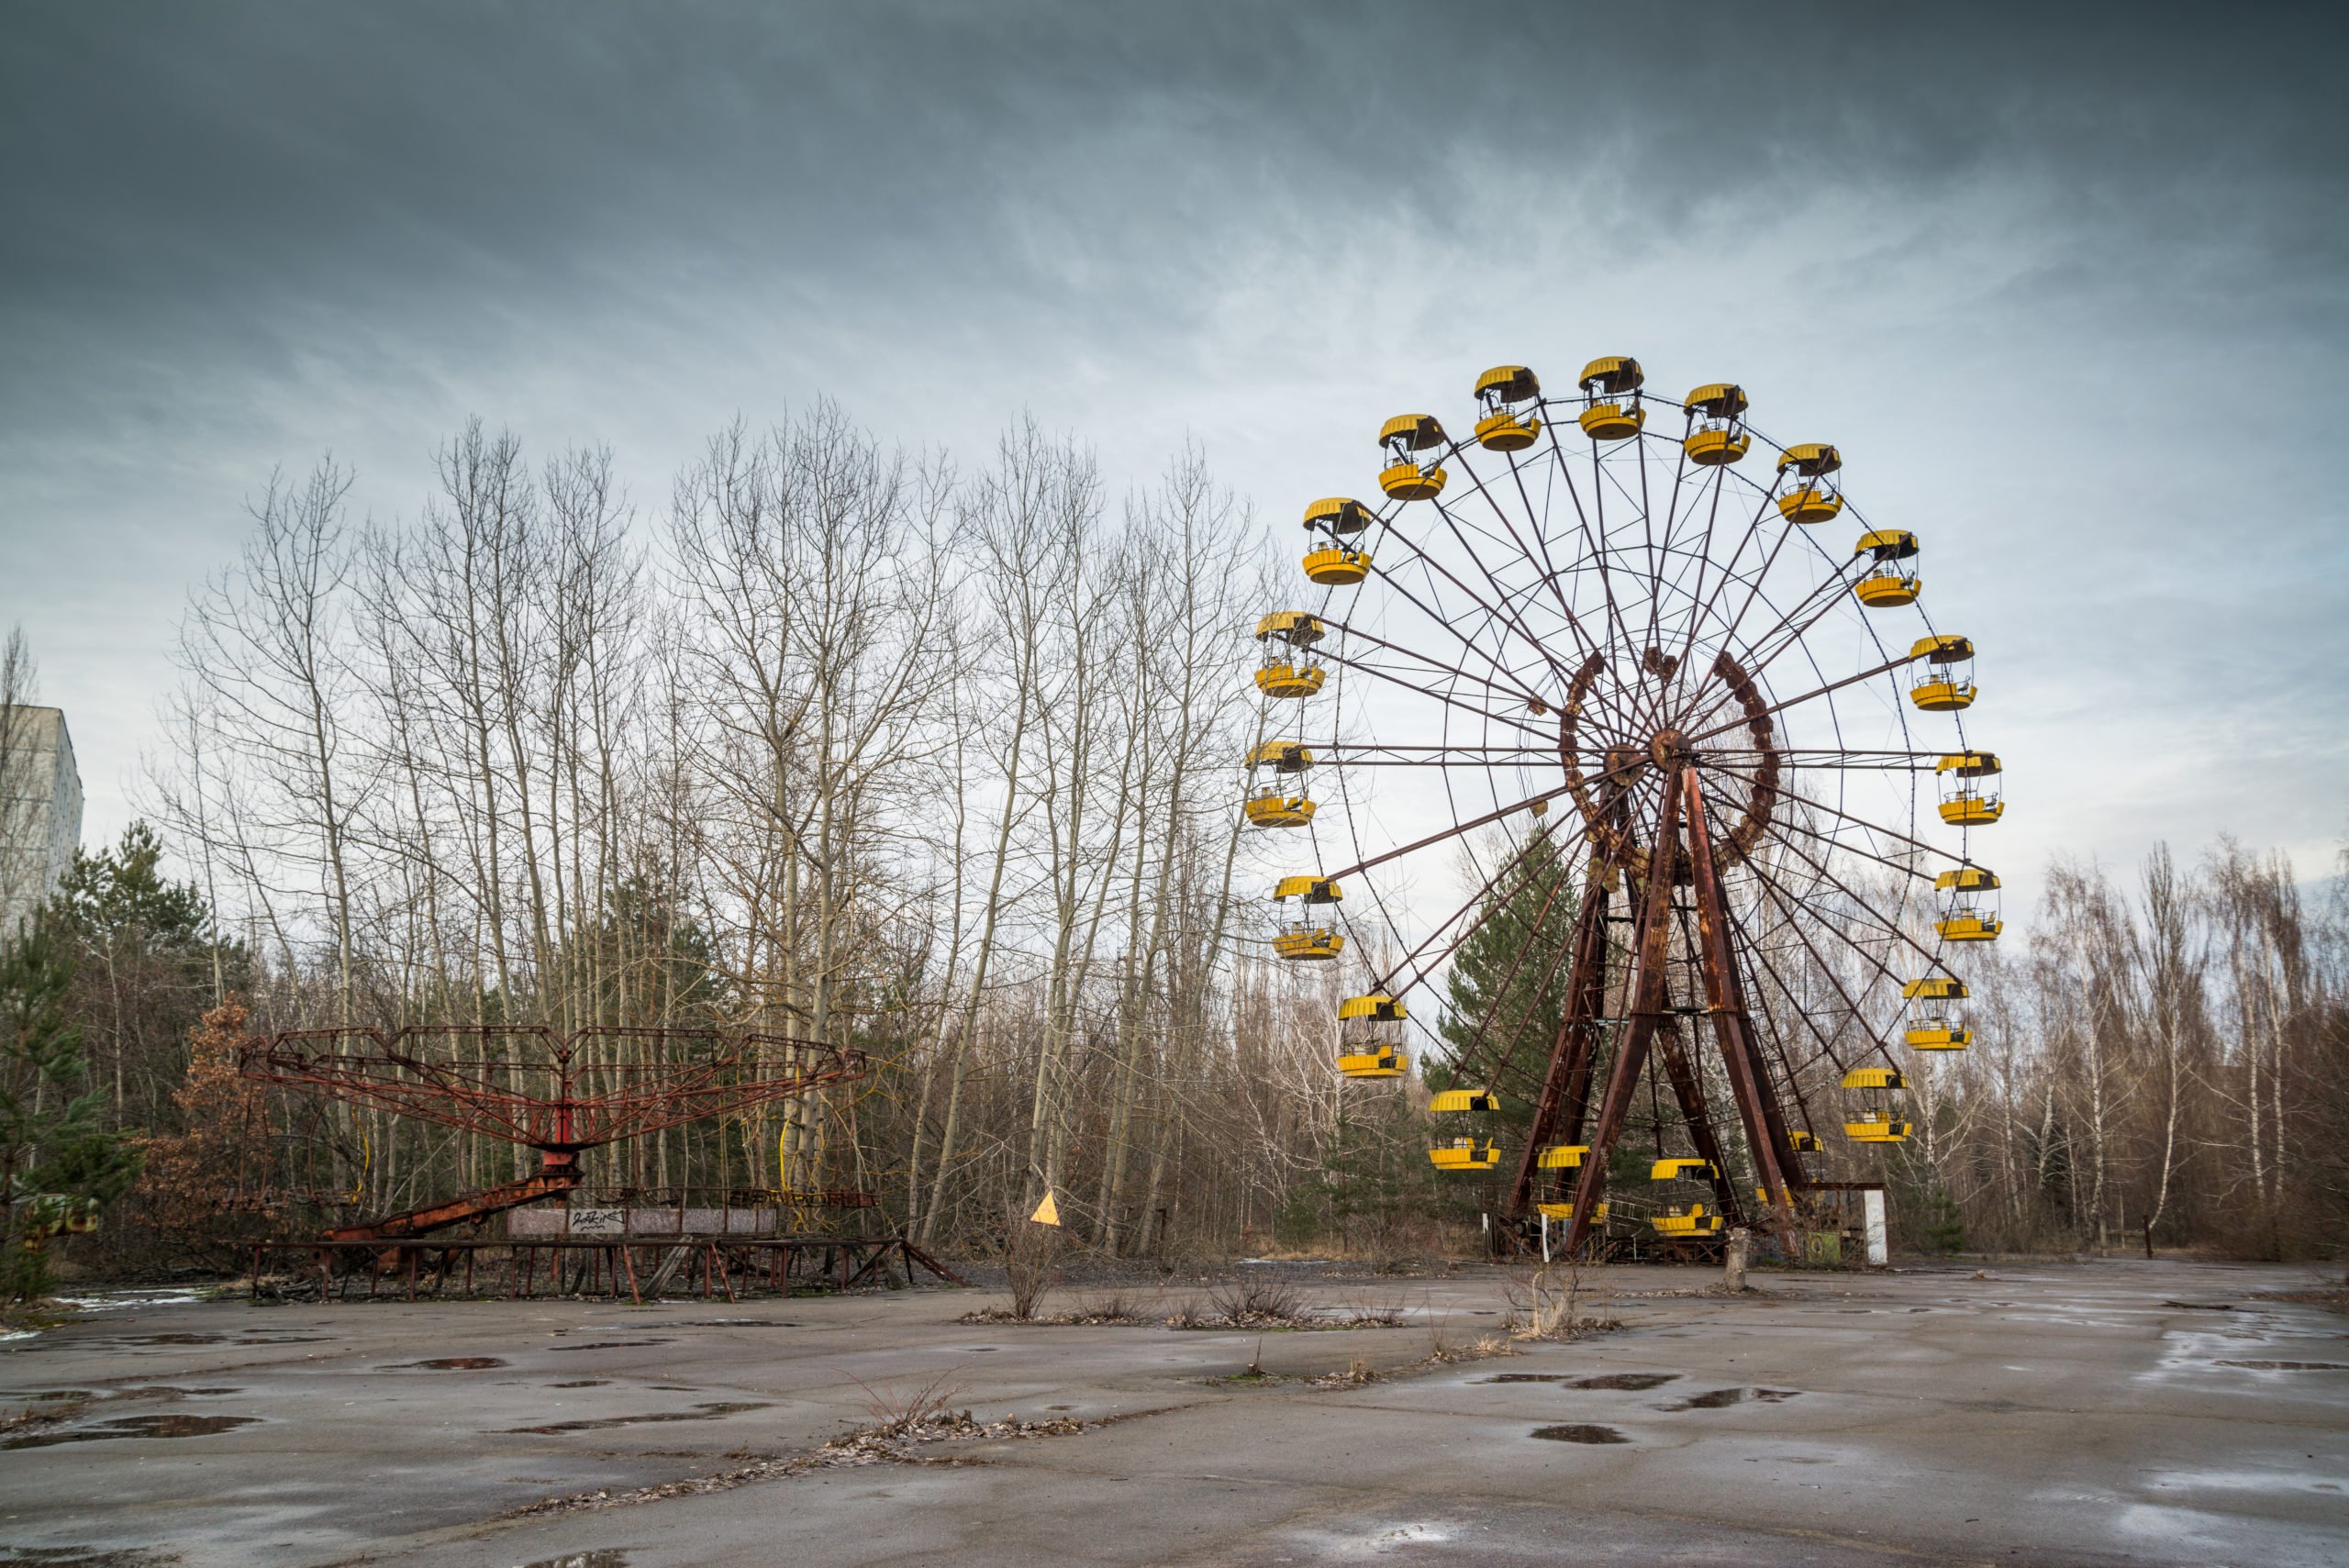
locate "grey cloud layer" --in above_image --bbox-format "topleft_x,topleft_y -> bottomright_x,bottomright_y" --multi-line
2,1 -> 2343,886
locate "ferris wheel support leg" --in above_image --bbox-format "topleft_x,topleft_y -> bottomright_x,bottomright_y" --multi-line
1502,885 -> 1612,1219
1563,773 -> 1686,1254
1683,769 -> 1804,1257
1653,1021 -> 1748,1229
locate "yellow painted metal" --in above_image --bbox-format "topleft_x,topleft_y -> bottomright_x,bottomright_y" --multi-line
1243,792 -> 1316,828
1577,356 -> 1644,395
1253,610 -> 1325,644
1379,460 -> 1447,501
1475,364 -> 1542,403
1905,1021 -> 1972,1050
1937,751 -> 1999,775
1935,866 -> 1999,892
1428,1137 -> 1500,1171
1253,663 -> 1326,698
1653,1204 -> 1725,1236
1339,994 -> 1407,1022
1649,1157 -> 1717,1181
1684,382 -> 1748,417
1378,413 -> 1447,450
1910,677 -> 1976,712
1246,740 -> 1313,771
1535,1200 -> 1608,1221
1842,1113 -> 1913,1143
1577,402 -> 1644,440
1855,571 -> 1920,607
1854,528 -> 1919,559
1777,485 -> 1842,523
1430,1089 -> 1499,1113
1841,1067 -> 1906,1090
1940,796 -> 2004,826
1337,1046 -> 1408,1079
1776,441 -> 1842,476
1684,427 -> 1750,465
1913,633 -> 1976,662
1936,913 -> 2003,941
1787,1129 -> 1822,1151
1273,929 -> 1344,961
1303,545 -> 1371,585
1273,874 -> 1343,903
1303,496 -> 1373,534
1474,411 -> 1542,450
1903,977 -> 1968,1000
1535,1144 -> 1586,1169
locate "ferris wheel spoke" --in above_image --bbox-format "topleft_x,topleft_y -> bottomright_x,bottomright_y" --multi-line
1660,482 -> 1784,710
1722,862 -> 1900,1075
1537,420 -> 1658,729
1313,642 -> 1558,742
1364,816 -> 1586,995
1322,775 -> 1577,882
1362,527 -> 1579,694
1310,742 -> 1564,768
1736,810 -> 1955,979
1698,756 -> 1968,869
1683,648 -> 1921,748
1717,900 -> 1865,1097
1421,489 -> 1600,691
1727,562 -> 1887,697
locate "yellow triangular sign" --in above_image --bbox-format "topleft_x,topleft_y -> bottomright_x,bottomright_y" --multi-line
1029,1191 -> 1062,1228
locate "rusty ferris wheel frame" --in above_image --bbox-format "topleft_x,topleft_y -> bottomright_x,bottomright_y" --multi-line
1250,359 -> 2000,1256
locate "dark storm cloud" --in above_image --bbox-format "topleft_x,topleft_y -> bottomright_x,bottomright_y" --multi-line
3,2 -> 2345,886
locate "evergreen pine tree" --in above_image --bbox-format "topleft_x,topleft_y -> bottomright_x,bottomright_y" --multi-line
1434,831 -> 1579,1127
0,922 -> 143,1300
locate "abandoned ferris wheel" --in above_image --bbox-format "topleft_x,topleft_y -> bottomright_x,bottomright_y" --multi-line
1245,358 -> 2001,1253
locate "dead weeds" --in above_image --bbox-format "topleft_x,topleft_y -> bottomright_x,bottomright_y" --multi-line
507,1399 -> 1084,1518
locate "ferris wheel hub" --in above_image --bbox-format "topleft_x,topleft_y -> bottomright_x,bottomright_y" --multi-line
1648,728 -> 1693,770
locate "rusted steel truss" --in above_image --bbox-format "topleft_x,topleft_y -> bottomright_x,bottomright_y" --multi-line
240,1026 -> 866,1244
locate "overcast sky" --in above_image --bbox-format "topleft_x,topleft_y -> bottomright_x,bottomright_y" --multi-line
4,2 -> 2344,918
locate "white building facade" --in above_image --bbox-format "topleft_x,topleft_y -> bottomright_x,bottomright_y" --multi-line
1,706 -> 83,939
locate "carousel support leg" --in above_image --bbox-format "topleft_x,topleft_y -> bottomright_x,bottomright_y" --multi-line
621,1242 -> 642,1306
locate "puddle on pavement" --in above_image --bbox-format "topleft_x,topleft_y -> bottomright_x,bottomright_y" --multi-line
506,1400 -> 768,1434
1661,1387 -> 1801,1409
2215,1360 -> 2349,1371
384,1357 -> 507,1371
518,1552 -> 630,1568
1531,1424 -> 1631,1444
2163,1300 -> 2235,1311
106,1333 -> 226,1345
5,1414 -> 261,1449
1572,1373 -> 1679,1391
1478,1373 -> 1568,1384
0,1548 -> 184,1566
550,1380 -> 607,1388
675,1319 -> 796,1328
102,1332 -> 324,1347
548,1340 -> 672,1351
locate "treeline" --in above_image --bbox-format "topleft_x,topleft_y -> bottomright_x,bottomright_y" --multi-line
1,403 -> 2343,1284
1892,844 -> 2348,1256
95,406 -> 1386,1264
